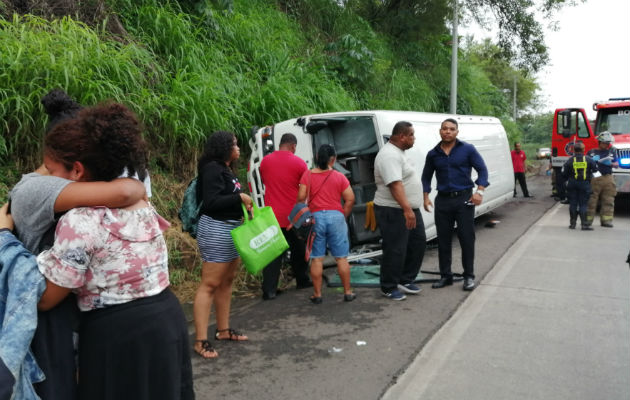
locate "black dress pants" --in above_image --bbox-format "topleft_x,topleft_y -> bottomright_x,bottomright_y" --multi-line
375,205 -> 426,291
435,190 -> 475,280
262,227 -> 310,295
514,172 -> 529,196
566,179 -> 591,214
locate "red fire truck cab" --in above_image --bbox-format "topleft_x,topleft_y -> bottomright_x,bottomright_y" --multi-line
551,98 -> 630,194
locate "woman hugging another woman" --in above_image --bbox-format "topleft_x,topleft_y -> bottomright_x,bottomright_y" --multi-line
2,102 -> 194,400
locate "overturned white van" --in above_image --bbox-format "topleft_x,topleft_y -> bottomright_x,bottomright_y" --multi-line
247,110 -> 514,261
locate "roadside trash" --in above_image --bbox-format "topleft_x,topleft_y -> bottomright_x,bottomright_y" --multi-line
356,341 -> 367,346
485,220 -> 500,228
351,258 -> 374,264
328,347 -> 343,354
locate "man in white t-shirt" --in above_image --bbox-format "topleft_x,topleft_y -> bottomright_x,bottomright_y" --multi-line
373,121 -> 426,301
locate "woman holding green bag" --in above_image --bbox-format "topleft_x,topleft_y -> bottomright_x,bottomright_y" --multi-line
193,131 -> 252,359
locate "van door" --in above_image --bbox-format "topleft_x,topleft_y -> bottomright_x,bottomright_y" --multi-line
247,121 -> 311,208
551,108 -> 595,167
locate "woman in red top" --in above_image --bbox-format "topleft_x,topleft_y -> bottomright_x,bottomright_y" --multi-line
297,145 -> 355,304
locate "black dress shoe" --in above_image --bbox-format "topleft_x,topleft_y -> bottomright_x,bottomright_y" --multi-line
463,278 -> 475,291
432,277 -> 453,289
262,292 -> 276,300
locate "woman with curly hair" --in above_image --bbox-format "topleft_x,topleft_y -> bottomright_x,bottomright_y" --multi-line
2,103 -> 194,399
193,131 -> 252,359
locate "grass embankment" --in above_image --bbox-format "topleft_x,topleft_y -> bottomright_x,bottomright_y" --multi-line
1,0 -> 529,302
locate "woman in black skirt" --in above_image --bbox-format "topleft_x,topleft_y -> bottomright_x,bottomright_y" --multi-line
193,131 -> 252,359
2,103 -> 194,400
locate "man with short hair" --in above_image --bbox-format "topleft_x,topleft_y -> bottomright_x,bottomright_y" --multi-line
373,121 -> 426,301
511,142 -> 532,198
259,133 -> 312,300
422,118 -> 489,291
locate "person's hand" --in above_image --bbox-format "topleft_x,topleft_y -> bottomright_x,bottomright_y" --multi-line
240,193 -> 253,211
403,208 -> 416,230
591,154 -> 600,162
600,158 -> 612,166
423,198 -> 433,213
0,203 -> 14,231
470,192 -> 483,206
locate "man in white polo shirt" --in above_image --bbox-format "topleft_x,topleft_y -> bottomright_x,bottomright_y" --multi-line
374,121 -> 426,301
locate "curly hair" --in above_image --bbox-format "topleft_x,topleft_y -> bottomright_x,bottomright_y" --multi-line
197,131 -> 237,173
41,89 -> 83,133
44,102 -> 148,182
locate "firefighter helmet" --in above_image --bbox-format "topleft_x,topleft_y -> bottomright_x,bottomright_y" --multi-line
597,131 -> 614,144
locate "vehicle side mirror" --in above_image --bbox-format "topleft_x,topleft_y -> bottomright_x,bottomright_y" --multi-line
306,121 -> 329,134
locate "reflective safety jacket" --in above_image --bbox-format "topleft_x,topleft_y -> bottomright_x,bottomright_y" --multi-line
561,154 -> 598,182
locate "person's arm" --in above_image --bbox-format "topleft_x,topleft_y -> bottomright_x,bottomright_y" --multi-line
423,192 -> 433,212
296,170 -> 310,203
470,148 -> 489,206
0,203 -> 74,311
36,210 -> 93,310
296,184 -> 308,203
38,280 -> 72,311
421,154 -> 435,213
0,203 -> 13,230
341,186 -> 355,218
389,181 -> 416,229
54,178 -> 146,213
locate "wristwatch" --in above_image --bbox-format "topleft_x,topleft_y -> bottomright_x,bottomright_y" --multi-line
475,189 -> 484,196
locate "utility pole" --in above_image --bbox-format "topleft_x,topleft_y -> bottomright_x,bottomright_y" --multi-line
513,74 -> 517,121
450,0 -> 458,115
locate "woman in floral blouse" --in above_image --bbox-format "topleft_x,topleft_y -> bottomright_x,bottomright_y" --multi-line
19,103 -> 193,400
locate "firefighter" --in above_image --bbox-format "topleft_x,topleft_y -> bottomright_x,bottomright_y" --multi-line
586,131 -> 618,228
561,141 -> 598,230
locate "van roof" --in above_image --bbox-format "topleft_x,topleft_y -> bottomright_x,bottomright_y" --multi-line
303,110 -> 501,125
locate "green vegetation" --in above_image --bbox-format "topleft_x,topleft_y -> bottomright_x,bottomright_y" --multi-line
0,0 -> 571,299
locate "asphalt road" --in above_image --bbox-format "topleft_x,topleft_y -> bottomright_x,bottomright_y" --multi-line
189,173 -> 629,400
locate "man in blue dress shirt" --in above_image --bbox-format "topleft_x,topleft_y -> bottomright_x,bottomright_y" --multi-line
421,118 -> 489,291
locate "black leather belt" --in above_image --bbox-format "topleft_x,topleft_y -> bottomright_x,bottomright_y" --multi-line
437,189 -> 471,198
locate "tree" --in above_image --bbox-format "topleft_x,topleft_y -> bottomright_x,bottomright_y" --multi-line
464,0 -> 581,73
465,39 -> 541,115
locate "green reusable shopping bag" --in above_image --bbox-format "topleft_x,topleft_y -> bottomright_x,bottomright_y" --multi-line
231,203 -> 289,274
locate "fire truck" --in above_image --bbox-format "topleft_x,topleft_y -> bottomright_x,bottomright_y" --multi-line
550,97 -> 630,195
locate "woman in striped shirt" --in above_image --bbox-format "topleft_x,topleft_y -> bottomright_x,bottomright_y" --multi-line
193,131 -> 253,359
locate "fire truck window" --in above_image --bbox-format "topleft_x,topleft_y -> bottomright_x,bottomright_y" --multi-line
605,109 -> 630,134
577,111 -> 590,138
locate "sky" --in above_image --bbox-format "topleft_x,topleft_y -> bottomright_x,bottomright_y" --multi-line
462,0 -> 630,118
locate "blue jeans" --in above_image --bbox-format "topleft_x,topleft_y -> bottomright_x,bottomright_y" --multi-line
311,210 -> 349,258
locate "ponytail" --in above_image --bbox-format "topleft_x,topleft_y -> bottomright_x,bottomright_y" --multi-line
316,144 -> 336,169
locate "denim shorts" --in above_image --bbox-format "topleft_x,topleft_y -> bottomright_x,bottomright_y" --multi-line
311,210 -> 349,259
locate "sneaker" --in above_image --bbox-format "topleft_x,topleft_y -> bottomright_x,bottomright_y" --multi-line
397,283 -> 422,294
381,289 -> 406,301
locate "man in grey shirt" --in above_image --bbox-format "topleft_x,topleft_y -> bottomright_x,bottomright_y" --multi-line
374,121 -> 426,301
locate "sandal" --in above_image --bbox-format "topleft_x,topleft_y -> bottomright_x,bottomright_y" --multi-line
215,328 -> 248,341
194,340 -> 218,359
310,296 -> 323,304
344,293 -> 356,302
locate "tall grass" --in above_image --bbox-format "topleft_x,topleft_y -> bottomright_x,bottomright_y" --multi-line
0,14 -> 160,160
